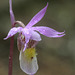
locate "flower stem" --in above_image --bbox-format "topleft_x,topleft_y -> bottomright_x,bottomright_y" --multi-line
8,36 -> 14,75
8,0 -> 15,74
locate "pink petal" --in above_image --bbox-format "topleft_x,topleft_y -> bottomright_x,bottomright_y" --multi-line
26,3 -> 48,28
32,26 -> 65,38
9,0 -> 15,25
23,44 -> 27,52
4,27 -> 22,40
22,29 -> 31,51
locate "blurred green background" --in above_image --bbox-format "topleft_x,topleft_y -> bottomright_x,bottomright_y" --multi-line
0,0 -> 75,75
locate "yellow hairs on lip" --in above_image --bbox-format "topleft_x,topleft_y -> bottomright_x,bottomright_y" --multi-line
23,48 -> 36,61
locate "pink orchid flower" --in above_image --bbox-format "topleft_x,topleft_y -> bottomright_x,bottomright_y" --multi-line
4,0 -> 65,75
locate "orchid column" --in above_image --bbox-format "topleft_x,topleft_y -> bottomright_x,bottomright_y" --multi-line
4,0 -> 65,75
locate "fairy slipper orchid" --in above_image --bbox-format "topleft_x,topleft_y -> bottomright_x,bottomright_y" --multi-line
4,0 -> 65,75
